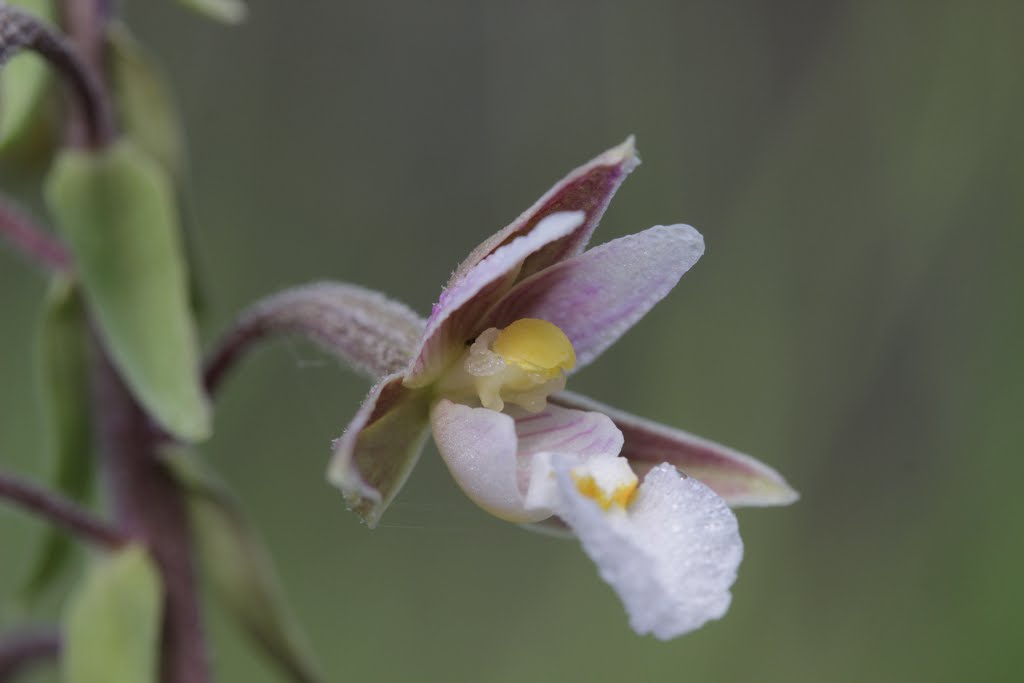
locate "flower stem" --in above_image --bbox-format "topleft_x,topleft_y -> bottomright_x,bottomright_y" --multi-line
0,628 -> 60,680
0,470 -> 126,548
204,282 -> 424,395
203,308 -> 267,396
0,4 -> 114,149
0,197 -> 72,273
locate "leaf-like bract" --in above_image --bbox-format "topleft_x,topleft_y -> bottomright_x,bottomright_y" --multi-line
45,140 -> 210,442
63,545 -> 163,683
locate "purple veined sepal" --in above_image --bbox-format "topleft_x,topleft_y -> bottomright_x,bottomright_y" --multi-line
550,391 -> 799,507
449,136 -> 640,286
481,224 -> 705,371
406,137 -> 645,389
327,373 -> 431,528
406,219 -> 705,390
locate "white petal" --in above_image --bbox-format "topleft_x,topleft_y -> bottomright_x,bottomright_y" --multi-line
432,399 -> 627,522
554,461 -> 743,639
430,399 -> 544,523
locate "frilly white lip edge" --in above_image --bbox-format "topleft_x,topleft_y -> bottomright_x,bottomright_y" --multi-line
549,456 -> 744,640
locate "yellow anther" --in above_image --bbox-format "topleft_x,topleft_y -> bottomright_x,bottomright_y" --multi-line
572,474 -> 638,511
492,318 -> 576,377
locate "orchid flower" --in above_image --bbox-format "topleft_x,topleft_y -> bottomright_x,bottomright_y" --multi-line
327,137 -> 797,639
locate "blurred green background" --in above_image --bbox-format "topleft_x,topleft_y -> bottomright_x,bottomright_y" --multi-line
3,1 -> 1023,681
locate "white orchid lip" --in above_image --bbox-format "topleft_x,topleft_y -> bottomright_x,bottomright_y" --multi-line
436,318 -> 576,413
524,452 -> 742,640
550,457 -> 743,640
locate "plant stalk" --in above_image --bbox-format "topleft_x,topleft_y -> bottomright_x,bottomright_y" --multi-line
0,470 -> 126,548
0,628 -> 60,681
93,349 -> 211,683
58,1 -> 211,680
0,4 -> 114,148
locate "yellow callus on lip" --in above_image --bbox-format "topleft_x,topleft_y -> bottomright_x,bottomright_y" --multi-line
574,475 -> 638,510
492,318 -> 576,378
571,455 -> 639,510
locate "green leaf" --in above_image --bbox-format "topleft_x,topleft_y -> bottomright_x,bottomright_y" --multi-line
44,140 -> 211,442
0,0 -> 56,148
178,0 -> 248,24
108,22 -> 186,178
21,275 -> 95,601
107,21 -> 207,315
163,447 -> 324,683
63,545 -> 163,683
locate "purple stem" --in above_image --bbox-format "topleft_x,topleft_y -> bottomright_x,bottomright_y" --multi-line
93,349 -> 211,683
0,629 -> 60,681
203,312 -> 268,397
0,198 -> 72,272
0,4 -> 114,148
0,470 -> 126,548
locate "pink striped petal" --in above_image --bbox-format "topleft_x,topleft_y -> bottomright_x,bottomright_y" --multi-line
448,137 -> 639,287
551,392 -> 798,507
512,404 -> 623,460
484,224 -> 704,370
431,400 -> 625,523
328,373 -> 431,527
404,212 -> 584,388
